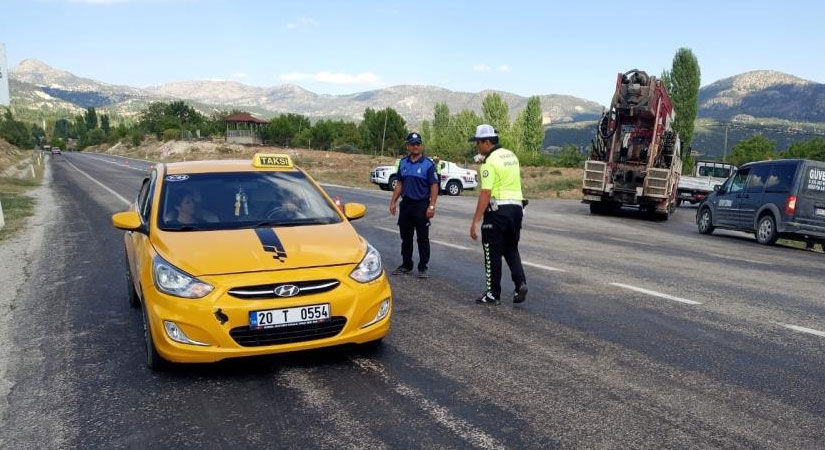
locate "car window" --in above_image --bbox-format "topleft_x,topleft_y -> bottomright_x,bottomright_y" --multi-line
766,164 -> 799,194
728,168 -> 750,194
158,171 -> 342,231
698,166 -> 733,178
141,170 -> 157,221
136,177 -> 150,216
745,165 -> 770,194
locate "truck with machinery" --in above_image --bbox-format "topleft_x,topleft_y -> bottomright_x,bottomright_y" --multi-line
677,161 -> 737,206
370,158 -> 478,196
582,69 -> 682,219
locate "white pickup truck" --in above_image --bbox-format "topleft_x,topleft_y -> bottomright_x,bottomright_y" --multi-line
370,159 -> 478,196
677,161 -> 736,205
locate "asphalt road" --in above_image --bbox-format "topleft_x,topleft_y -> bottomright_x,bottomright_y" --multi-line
2,152 -> 825,449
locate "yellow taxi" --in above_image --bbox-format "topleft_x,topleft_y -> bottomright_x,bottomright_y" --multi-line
111,154 -> 391,369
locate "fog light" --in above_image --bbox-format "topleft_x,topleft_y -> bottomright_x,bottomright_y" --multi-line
361,298 -> 391,328
163,321 -> 209,346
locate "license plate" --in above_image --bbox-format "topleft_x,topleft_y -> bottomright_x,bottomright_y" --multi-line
583,195 -> 601,202
816,208 -> 825,217
680,192 -> 692,198
249,303 -> 330,329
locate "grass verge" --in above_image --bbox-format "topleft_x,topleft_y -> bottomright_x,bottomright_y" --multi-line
0,161 -> 45,242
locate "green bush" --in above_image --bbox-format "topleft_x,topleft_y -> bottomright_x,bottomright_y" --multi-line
162,128 -> 181,141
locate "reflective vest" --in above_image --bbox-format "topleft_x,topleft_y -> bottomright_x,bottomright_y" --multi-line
480,146 -> 523,201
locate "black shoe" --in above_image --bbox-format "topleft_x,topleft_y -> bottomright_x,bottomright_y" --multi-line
475,292 -> 501,305
392,265 -> 413,275
417,269 -> 429,279
514,283 -> 528,304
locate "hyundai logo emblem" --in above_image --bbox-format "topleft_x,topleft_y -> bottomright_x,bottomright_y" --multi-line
273,284 -> 300,297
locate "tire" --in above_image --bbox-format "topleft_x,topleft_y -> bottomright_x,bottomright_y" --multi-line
446,180 -> 462,196
697,208 -> 715,235
755,214 -> 779,245
142,305 -> 169,371
126,265 -> 140,309
388,176 -> 398,191
589,202 -> 606,215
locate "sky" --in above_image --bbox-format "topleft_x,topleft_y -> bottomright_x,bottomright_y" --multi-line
2,0 -> 824,103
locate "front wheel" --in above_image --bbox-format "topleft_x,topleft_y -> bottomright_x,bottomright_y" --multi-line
126,265 -> 140,309
142,306 -> 169,371
697,208 -> 715,235
388,176 -> 398,191
756,214 -> 779,245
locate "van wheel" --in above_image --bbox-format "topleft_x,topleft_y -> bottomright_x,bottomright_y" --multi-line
756,214 -> 779,245
446,180 -> 462,196
388,176 -> 398,191
142,305 -> 169,371
697,208 -> 715,234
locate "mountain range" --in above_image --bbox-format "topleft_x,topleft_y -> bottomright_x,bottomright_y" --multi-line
8,59 -> 825,131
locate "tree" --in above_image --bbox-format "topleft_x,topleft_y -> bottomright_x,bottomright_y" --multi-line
660,69 -> 673,96
509,111 -> 525,154
670,48 -> 701,154
359,107 -> 407,155
88,128 -> 108,146
432,102 -> 457,154
729,135 -> 775,166
450,109 -> 483,161
481,93 -> 510,136
420,120 -> 432,145
0,109 -> 35,148
552,145 -> 585,168
522,96 -> 544,155
84,107 -> 98,130
783,137 -> 825,162
54,118 -> 73,139
100,114 -> 111,135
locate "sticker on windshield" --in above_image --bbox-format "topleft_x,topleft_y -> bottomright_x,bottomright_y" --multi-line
166,175 -> 190,182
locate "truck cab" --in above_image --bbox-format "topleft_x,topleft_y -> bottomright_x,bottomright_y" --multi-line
678,161 -> 736,205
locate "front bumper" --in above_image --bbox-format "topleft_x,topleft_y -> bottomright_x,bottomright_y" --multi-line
142,265 -> 392,363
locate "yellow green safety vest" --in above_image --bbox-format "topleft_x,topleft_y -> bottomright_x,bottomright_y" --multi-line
480,147 -> 523,201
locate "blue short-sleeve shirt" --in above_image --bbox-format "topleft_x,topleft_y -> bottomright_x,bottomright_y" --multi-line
397,155 -> 438,201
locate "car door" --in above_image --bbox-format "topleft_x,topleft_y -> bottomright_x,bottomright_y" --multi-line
716,168 -> 749,226
793,162 -> 825,229
737,164 -> 770,229
130,171 -> 158,293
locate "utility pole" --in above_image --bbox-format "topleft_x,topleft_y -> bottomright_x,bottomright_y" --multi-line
380,110 -> 388,156
722,123 -> 729,163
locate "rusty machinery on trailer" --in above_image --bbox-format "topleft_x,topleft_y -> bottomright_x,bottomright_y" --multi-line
582,69 -> 682,219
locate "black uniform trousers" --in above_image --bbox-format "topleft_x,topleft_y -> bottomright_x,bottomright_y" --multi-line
398,198 -> 431,271
481,204 -> 526,298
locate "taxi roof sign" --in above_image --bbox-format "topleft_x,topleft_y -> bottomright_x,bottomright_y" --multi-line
253,153 -> 294,169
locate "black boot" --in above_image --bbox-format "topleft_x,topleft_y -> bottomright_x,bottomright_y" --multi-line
514,284 -> 528,304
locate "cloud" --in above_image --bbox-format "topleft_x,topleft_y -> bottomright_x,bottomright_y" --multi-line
231,72 -> 248,79
279,71 -> 383,85
498,65 -> 510,72
473,64 -> 491,72
286,17 -> 319,30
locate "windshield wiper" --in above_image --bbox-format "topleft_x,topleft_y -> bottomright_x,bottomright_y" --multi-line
247,218 -> 335,228
164,225 -> 205,231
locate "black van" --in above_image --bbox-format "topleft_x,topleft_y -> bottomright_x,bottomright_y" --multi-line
696,159 -> 825,246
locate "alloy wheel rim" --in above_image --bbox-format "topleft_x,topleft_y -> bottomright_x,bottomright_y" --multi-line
759,219 -> 772,241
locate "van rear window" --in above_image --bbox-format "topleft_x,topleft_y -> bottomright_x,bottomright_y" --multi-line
765,165 -> 797,193
804,166 -> 825,195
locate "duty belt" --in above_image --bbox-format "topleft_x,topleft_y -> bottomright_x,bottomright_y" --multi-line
495,200 -> 522,206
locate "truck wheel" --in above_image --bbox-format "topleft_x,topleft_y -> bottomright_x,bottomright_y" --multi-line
589,202 -> 606,215
446,180 -> 462,196
388,176 -> 398,191
756,214 -> 779,245
697,208 -> 715,235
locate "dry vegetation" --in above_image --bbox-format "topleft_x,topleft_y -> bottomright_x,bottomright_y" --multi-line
0,139 -> 45,241
88,139 -> 584,199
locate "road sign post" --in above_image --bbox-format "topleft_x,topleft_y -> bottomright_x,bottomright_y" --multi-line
0,197 -> 5,230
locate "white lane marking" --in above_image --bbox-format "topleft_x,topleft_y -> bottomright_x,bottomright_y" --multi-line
90,152 -> 156,164
83,154 -> 149,172
709,253 -> 770,266
64,158 -> 131,205
529,224 -> 570,233
777,322 -> 825,338
523,261 -> 566,272
607,237 -> 654,246
374,226 -> 472,250
609,282 -> 702,305
351,357 -> 506,450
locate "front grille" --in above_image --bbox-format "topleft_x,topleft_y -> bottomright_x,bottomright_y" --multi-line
230,317 -> 347,347
228,279 -> 340,299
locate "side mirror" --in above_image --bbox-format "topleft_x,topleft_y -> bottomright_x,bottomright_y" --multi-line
343,203 -> 366,221
112,211 -> 146,233
713,185 -> 721,192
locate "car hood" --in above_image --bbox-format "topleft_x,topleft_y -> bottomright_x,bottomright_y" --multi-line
151,222 -> 366,276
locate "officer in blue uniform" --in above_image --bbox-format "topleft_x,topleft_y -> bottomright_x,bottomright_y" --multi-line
389,132 -> 439,278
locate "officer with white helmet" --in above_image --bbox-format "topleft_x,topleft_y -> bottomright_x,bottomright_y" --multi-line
468,124 -> 528,305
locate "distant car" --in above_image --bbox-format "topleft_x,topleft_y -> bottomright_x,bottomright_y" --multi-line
111,153 -> 391,369
697,159 -> 825,247
370,158 -> 478,196
51,148 -> 62,154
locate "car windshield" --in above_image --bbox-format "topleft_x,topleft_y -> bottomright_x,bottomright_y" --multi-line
158,171 -> 342,231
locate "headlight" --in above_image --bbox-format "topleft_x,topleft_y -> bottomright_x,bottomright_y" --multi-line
153,256 -> 213,298
350,243 -> 383,283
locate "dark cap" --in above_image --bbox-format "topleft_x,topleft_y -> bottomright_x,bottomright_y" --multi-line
405,132 -> 423,144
